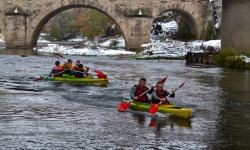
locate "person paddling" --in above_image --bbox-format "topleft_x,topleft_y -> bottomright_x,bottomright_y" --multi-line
73,60 -> 81,70
130,78 -> 155,104
49,61 -> 64,77
72,64 -> 86,78
61,59 -> 73,74
152,81 -> 175,104
72,60 -> 89,74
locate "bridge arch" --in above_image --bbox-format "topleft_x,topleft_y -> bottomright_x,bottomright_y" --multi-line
29,1 -> 127,48
152,3 -> 202,38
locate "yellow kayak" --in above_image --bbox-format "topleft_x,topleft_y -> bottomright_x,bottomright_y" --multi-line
123,100 -> 192,119
41,74 -> 109,86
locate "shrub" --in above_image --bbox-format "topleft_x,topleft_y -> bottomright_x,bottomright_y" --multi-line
213,47 -> 250,69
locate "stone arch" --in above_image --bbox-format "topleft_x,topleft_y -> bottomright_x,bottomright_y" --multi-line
29,1 -> 127,48
152,3 -> 203,38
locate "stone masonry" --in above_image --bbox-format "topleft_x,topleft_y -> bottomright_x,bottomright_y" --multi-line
0,0 -> 209,50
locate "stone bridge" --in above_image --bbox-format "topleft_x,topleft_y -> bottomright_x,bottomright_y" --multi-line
0,0 -> 209,50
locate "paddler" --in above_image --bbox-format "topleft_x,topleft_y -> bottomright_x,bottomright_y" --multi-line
60,59 -> 73,74
130,78 -> 155,104
152,81 -> 175,104
73,64 -> 86,78
72,60 -> 89,74
49,60 -> 64,77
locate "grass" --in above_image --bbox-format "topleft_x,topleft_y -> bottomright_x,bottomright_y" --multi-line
213,47 -> 250,69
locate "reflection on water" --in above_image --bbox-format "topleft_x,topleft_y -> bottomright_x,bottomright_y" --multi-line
132,113 -> 192,130
215,68 -> 250,149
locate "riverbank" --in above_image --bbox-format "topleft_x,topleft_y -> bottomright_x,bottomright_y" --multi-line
33,36 -> 221,58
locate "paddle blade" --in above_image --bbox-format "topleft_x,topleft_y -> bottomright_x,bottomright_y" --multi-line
94,70 -> 104,75
160,76 -> 167,83
117,102 -> 130,111
97,74 -> 107,79
54,53 -> 65,58
33,78 -> 43,81
149,103 -> 160,115
55,55 -> 60,59
179,80 -> 186,88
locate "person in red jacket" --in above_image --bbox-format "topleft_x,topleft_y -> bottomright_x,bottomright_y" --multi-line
49,61 -> 64,77
152,81 -> 175,104
74,64 -> 86,78
130,78 -> 155,103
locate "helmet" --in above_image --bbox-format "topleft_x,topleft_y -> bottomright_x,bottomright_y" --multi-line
55,61 -> 60,64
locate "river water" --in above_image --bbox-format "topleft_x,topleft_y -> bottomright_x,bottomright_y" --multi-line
0,49 -> 250,150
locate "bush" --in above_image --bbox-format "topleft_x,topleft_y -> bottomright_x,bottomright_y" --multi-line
213,47 -> 250,69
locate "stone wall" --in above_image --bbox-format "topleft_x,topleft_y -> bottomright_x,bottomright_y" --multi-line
0,0 -> 209,50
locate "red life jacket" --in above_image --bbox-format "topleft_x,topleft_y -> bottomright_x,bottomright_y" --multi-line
156,90 -> 166,99
135,85 -> 148,102
53,66 -> 63,77
75,68 -> 84,78
156,90 -> 168,105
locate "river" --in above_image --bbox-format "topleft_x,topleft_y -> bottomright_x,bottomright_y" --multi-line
0,49 -> 250,150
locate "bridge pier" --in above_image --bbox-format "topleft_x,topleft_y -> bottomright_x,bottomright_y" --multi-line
5,6 -> 30,49
222,0 -> 250,52
123,17 -> 153,51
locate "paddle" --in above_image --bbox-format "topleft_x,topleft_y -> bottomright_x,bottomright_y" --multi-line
149,80 -> 186,115
94,70 -> 104,75
33,70 -> 65,81
73,70 -> 107,79
54,53 -> 65,59
117,76 -> 167,111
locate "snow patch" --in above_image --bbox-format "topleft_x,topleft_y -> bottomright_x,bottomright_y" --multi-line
36,44 -> 135,56
0,39 -> 5,43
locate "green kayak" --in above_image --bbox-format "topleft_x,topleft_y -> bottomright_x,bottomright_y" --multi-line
123,99 -> 192,119
40,74 -> 109,86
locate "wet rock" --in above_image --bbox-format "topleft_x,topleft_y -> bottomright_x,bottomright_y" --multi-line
21,54 -> 28,57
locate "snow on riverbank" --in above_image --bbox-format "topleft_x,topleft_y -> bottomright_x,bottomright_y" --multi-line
36,38 -> 221,58
138,39 -> 221,59
36,43 -> 135,56
99,37 -> 126,48
36,35 -> 133,56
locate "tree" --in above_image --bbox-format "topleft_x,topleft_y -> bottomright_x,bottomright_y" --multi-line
178,16 -> 193,41
50,10 -> 81,40
78,9 -> 119,40
47,8 -> 121,41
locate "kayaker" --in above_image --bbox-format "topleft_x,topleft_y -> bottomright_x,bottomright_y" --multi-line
60,59 -> 73,74
152,81 -> 175,104
130,78 -> 155,103
73,64 -> 86,78
72,60 -> 89,74
73,60 -> 81,70
49,61 -> 64,77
